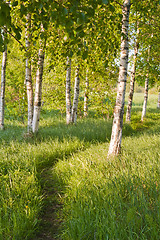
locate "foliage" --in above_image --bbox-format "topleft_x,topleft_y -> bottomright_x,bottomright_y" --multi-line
4,39 -> 27,121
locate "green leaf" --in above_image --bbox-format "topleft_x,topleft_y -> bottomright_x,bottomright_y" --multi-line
20,4 -> 26,15
0,12 -> 6,26
82,51 -> 88,60
102,0 -> 109,4
62,7 -> 68,16
12,1 -> 18,7
77,30 -> 85,38
110,5 -> 115,12
15,31 -> 21,40
39,3 -> 43,9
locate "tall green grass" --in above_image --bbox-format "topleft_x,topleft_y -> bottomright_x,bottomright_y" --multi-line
0,141 -> 41,240
125,92 -> 158,108
0,111 -> 112,239
0,93 -> 159,239
52,96 -> 160,240
0,136 -> 89,239
54,133 -> 160,239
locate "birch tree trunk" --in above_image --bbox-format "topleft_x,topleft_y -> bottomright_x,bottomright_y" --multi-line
141,47 -> 151,122
66,57 -> 72,124
108,0 -> 131,156
0,44 -> 7,130
126,26 -> 139,122
71,65 -> 80,124
141,73 -> 149,121
25,13 -> 33,132
84,69 -> 89,117
157,92 -> 160,109
32,47 -> 45,133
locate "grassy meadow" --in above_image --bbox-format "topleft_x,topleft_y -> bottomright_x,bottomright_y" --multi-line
0,93 -> 160,239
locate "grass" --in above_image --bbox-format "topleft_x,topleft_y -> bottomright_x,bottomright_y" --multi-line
0,93 -> 160,239
0,111 -> 112,239
52,94 -> 160,240
54,135 -> 160,239
0,140 -> 41,240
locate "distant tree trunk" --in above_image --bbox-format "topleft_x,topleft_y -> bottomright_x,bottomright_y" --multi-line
0,34 -> 7,130
141,73 -> 149,121
84,69 -> 89,117
141,46 -> 151,122
126,26 -> 139,122
71,65 -> 80,124
157,92 -> 160,109
108,0 -> 131,156
25,13 -> 33,132
32,47 -> 45,133
66,57 -> 72,124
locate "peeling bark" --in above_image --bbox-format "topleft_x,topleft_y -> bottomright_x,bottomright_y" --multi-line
32,48 -> 45,133
84,69 -> 89,117
71,65 -> 80,124
25,13 -> 33,132
126,26 -> 139,122
108,0 -> 131,156
0,45 -> 7,130
66,57 -> 72,124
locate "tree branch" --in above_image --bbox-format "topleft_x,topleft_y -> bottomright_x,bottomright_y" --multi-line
3,27 -> 26,51
114,0 -> 123,7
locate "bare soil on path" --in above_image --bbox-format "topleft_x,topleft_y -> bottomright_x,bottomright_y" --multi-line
31,168 -> 62,240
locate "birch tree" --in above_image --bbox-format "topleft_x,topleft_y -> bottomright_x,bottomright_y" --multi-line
108,0 -> 131,156
25,13 -> 33,132
84,69 -> 89,117
126,24 -> 139,122
66,57 -> 72,124
32,44 -> 45,133
157,91 -> 160,109
71,65 -> 80,124
141,46 -> 151,122
0,34 -> 7,130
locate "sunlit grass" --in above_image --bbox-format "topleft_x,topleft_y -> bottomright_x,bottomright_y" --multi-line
52,94 -> 160,240
54,123 -> 160,240
125,92 -> 158,108
0,93 -> 159,239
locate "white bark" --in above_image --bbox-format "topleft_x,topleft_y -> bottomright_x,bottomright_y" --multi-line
25,13 -> 33,132
0,46 -> 7,130
71,65 -> 80,124
84,69 -> 89,117
126,26 -> 139,122
141,46 -> 151,122
32,48 -> 45,133
157,92 -> 160,109
108,0 -> 131,156
141,73 -> 149,121
66,57 -> 72,124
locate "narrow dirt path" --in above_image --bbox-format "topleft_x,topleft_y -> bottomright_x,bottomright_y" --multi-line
32,168 -> 62,240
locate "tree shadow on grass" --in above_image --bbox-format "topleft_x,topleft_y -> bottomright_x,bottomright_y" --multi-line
1,107 -> 158,240
38,107 -> 160,143
0,124 -> 25,143
1,107 -> 160,148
